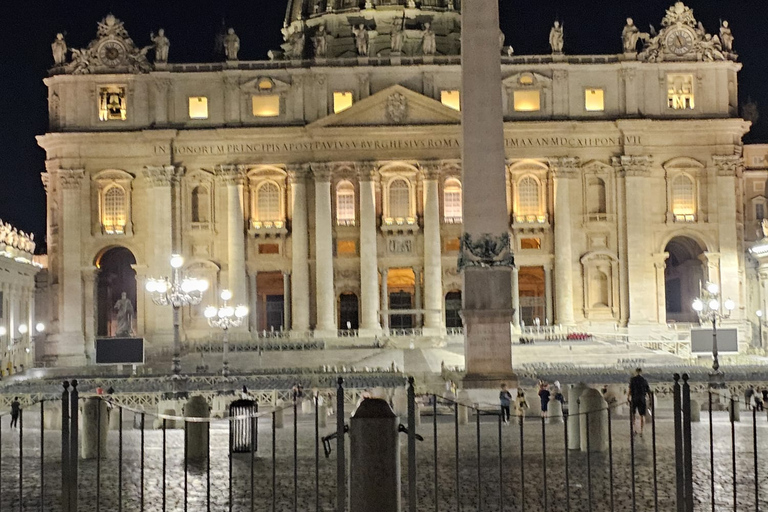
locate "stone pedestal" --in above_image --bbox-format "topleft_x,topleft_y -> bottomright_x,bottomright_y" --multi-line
274,400 -> 285,429
548,399 -> 564,424
457,390 -> 470,425
81,398 -> 108,460
690,399 -> 701,422
318,406 -> 328,428
567,383 -> 588,450
184,395 -> 210,461
579,389 -> 609,453
462,301 -> 517,388
392,387 -> 408,418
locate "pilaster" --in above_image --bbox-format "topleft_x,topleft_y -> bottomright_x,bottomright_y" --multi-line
288,165 -> 311,333
421,161 -> 444,333
713,155 -> 743,318
216,165 -> 248,318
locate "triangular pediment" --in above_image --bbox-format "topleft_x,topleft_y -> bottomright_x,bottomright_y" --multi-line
308,84 -> 461,129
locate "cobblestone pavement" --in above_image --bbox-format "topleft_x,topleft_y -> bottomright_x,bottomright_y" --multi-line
1,407 -> 768,511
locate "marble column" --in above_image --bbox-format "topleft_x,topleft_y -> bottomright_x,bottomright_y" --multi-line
289,168 -> 311,334
312,164 -> 337,335
549,157 -> 578,326
714,156 -> 743,318
357,165 -> 381,334
652,253 -> 669,324
615,161 -> 630,326
380,268 -> 389,333
56,169 -> 86,365
421,164 -> 444,332
414,268 -> 422,327
511,267 -> 520,328
218,166 -> 248,312
544,264 -> 554,326
283,271 -> 292,331
460,0 -> 515,385
248,272 -> 258,333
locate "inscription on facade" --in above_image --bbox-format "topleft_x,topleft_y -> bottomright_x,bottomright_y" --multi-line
387,237 -> 413,254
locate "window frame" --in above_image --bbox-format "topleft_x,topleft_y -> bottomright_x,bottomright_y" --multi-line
584,87 -> 605,112
335,180 -> 356,226
514,175 -> 545,223
667,73 -> 695,111
92,169 -> 134,236
101,184 -> 128,235
443,178 -> 463,223
253,180 -> 284,226
669,172 -> 697,222
97,85 -> 127,122
188,96 -> 210,120
385,178 -> 414,225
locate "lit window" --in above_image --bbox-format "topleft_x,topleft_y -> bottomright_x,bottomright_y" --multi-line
513,90 -> 540,112
98,86 -> 126,121
443,178 -> 462,223
191,185 -> 210,223
388,179 -> 411,222
667,74 -> 695,110
671,174 -> 695,222
188,97 -> 209,119
336,181 -> 356,226
515,176 -> 543,223
337,240 -> 356,255
256,182 -> 281,222
333,92 -> 354,114
520,238 -> 541,250
102,186 -> 127,234
441,90 -> 461,111
252,95 -> 280,117
585,88 -> 604,111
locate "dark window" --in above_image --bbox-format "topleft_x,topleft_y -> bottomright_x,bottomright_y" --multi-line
339,293 -> 359,330
389,291 -> 413,329
445,291 -> 462,328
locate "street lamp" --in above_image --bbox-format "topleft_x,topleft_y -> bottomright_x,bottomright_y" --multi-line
204,289 -> 248,376
692,282 -> 735,385
145,254 -> 209,376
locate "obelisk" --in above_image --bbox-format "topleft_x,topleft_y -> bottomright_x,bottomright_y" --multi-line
460,0 -> 517,387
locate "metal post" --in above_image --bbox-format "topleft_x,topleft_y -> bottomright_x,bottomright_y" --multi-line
294,395 -> 298,512
586,411 -> 592,512
18,408 -> 22,512
140,412 -> 145,512
498,413 -> 503,511
316,393 -> 320,512
251,415 -> 256,512
731,396 -> 737,512
754,407 -> 759,512
709,391 -> 715,512
564,413 -> 570,512
673,374 -> 684,512
222,327 -> 230,376
184,418 -> 188,512
70,381 -> 79,512
272,410 -> 277,512
475,408 -> 481,512
651,392 -> 659,512
682,374 -> 693,512
608,408 -> 614,512
712,317 -> 720,373
454,401 -> 460,511
408,377 -> 417,512
336,377 -> 346,512
227,416 -> 232,512
433,396 -> 438,512
541,416 -> 548,512
173,304 -> 182,376
118,407 -> 123,512
96,402 -> 101,512
40,400 -> 44,512
60,382 -> 69,512
163,418 -> 167,512
520,415 -> 525,512
208,422 -> 212,512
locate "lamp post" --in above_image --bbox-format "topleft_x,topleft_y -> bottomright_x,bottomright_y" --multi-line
757,310 -> 764,349
145,254 -> 209,377
204,289 -> 248,377
692,282 -> 735,387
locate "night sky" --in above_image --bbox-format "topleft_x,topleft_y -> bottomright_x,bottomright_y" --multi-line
2,1 -> 767,251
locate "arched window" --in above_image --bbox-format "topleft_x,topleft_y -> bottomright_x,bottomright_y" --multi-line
102,186 -> 126,234
516,176 -> 541,222
191,185 -> 210,223
587,177 -> 607,216
336,180 -> 356,226
388,179 -> 411,221
443,178 -> 462,223
671,174 -> 695,222
256,182 -> 281,222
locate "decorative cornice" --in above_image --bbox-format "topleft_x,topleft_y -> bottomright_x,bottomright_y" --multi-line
57,169 -> 86,190
143,165 -> 180,187
215,164 -> 245,185
712,155 -> 743,177
613,155 -> 653,177
547,157 -> 580,178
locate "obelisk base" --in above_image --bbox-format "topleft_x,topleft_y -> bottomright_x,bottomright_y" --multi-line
462,308 -> 517,389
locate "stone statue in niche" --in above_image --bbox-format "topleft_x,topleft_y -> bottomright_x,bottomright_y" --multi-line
549,21 -> 564,54
150,28 -> 170,63
313,24 -> 328,58
352,24 -> 369,56
52,33 -> 67,65
224,28 -> 240,60
114,292 -> 134,337
421,22 -> 436,55
719,20 -> 734,52
391,16 -> 405,54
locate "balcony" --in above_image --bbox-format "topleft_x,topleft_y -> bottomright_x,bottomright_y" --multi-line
249,219 -> 288,238
381,216 -> 419,234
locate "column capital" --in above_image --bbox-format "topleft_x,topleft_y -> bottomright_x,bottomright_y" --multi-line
286,163 -> 310,183
651,252 -> 669,269
712,155 -> 743,177
612,155 -> 653,177
143,165 -> 182,187
419,161 -> 442,180
57,169 -> 86,189
214,164 -> 245,185
547,157 -> 580,178
41,173 -> 51,193
700,251 -> 721,265
310,162 -> 333,182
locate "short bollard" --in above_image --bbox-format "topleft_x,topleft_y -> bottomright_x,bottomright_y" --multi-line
548,398 -> 564,424
457,390 -> 470,425
568,383 -> 588,450
185,395 -> 210,461
392,386 -> 408,418
275,400 -> 285,429
318,405 -> 328,428
728,399 -> 740,422
579,388 -> 609,453
81,398 -> 108,459
350,398 -> 400,512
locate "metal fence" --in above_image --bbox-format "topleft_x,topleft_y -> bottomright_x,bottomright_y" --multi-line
0,374 -> 765,511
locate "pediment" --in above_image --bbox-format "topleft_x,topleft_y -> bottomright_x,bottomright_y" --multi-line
308,84 -> 461,129
581,159 -> 614,174
241,77 -> 291,93
502,72 -> 552,88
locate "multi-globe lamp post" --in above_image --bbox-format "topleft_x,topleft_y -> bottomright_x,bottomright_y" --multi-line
691,282 -> 735,387
204,289 -> 248,377
145,254 -> 208,377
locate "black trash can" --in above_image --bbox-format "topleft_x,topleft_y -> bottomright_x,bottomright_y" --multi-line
229,399 -> 258,453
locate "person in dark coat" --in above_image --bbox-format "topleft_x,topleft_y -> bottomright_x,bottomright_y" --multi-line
10,398 -> 20,429
628,368 -> 651,436
499,384 -> 512,424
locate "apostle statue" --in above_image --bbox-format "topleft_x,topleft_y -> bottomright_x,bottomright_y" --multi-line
621,18 -> 642,53
391,18 -> 405,54
51,33 -> 67,65
352,24 -> 369,56
114,292 -> 134,337
150,28 -> 170,63
549,21 -> 564,54
224,28 -> 240,60
313,24 -> 328,58
720,20 -> 734,53
421,22 -> 436,55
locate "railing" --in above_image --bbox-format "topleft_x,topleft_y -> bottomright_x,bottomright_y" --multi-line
389,328 -> 423,337
337,329 -> 359,338
446,327 -> 465,336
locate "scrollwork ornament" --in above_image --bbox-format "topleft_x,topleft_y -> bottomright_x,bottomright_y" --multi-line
457,233 -> 516,271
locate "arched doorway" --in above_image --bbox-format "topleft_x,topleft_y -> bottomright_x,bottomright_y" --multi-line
338,293 -> 359,330
664,236 -> 705,323
96,247 -> 137,337
445,291 -> 462,328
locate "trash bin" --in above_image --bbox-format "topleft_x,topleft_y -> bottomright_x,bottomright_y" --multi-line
229,399 -> 258,453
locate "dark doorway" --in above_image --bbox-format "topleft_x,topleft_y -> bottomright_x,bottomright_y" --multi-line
664,236 -> 705,323
518,266 -> 545,326
445,291 -> 462,328
390,291 -> 413,329
265,295 -> 284,331
96,247 -> 137,337
339,293 -> 359,330
256,272 -> 285,331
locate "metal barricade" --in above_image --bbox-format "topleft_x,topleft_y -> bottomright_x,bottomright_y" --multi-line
229,399 -> 258,453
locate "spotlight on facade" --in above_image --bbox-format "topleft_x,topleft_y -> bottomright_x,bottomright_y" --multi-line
18,324 -> 28,335
35,322 -> 45,333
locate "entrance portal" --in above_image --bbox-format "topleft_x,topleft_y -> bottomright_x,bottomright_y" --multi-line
518,266 -> 546,326
96,247 -> 137,337
338,293 -> 359,330
664,236 -> 705,323
445,291 -> 462,328
387,268 -> 415,329
256,272 -> 285,331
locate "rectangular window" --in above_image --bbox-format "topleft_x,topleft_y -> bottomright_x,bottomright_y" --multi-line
333,92 -> 354,114
258,244 -> 280,255
337,240 -> 356,256
440,90 -> 461,111
513,90 -> 540,112
667,74 -> 695,110
757,204 -> 765,221
584,88 -> 604,111
336,194 -> 355,225
188,96 -> 209,119
252,95 -> 281,117
98,86 -> 127,121
520,238 -> 541,250
444,190 -> 462,222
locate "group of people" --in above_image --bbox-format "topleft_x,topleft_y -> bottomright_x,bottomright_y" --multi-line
745,386 -> 767,411
499,380 -> 565,424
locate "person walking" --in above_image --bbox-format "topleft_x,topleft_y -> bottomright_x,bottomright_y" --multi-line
538,382 -> 551,419
10,397 -> 20,429
628,368 -> 651,436
499,384 -> 512,424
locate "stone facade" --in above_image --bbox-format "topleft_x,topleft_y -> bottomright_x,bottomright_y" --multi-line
36,5 -> 756,366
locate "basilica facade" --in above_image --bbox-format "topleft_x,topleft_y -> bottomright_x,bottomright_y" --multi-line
36,3 -> 756,367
